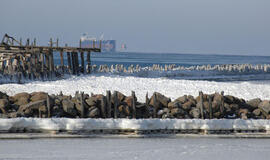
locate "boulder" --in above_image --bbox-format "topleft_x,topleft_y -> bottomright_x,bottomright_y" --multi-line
87,107 -> 100,118
253,108 -> 261,116
10,92 -> 30,102
189,108 -> 200,118
170,108 -> 184,116
0,99 -> 9,109
112,91 -> 126,104
124,96 -> 134,107
258,100 -> 270,114
0,91 -> 8,99
18,100 -> 47,117
30,92 -> 48,102
175,95 -> 188,104
150,92 -> 171,108
62,99 -> 77,117
14,97 -> 29,106
182,101 -> 194,111
85,97 -> 97,106
247,98 -> 261,109
168,101 -> 181,109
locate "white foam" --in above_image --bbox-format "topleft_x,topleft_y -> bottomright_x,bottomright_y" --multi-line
0,75 -> 270,101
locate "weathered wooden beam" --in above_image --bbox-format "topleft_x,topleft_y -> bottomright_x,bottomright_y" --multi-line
87,51 -> 91,73
80,92 -> 85,118
80,51 -> 84,73
132,91 -> 136,119
60,50 -> 64,73
71,52 -> 76,75
67,52 -> 72,74
209,95 -> 213,119
113,91 -> 118,119
47,95 -> 51,118
101,95 -> 107,118
199,91 -> 204,119
106,90 -> 112,118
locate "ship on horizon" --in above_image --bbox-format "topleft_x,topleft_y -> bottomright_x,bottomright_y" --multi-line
80,33 -> 116,52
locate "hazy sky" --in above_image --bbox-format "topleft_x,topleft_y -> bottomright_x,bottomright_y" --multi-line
0,0 -> 269,55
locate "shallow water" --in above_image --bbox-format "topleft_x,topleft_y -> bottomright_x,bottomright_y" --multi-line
0,138 -> 269,160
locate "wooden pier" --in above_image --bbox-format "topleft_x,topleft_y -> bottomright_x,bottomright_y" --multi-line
0,34 -> 101,82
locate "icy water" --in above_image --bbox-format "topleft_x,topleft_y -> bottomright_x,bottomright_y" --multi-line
0,138 -> 270,160
54,51 -> 270,67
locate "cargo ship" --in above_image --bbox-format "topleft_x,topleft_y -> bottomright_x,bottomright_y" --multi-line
80,33 -> 116,52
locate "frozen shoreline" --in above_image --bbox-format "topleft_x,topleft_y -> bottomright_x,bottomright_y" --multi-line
1,74 -> 270,102
1,118 -> 270,133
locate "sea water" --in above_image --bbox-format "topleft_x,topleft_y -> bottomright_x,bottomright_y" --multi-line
53,51 -> 270,67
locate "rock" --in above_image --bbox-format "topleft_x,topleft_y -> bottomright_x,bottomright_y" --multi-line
124,105 -> 131,116
157,109 -> 164,116
224,95 -> 235,104
195,94 -> 208,103
247,98 -> 261,109
14,97 -> 29,106
10,92 -> 30,102
203,101 -> 210,112
85,97 -> 97,106
18,100 -> 47,117
124,96 -> 134,107
8,112 -> 22,118
229,103 -> 239,112
112,91 -> 126,104
175,95 -> 188,104
0,99 -> 9,109
0,91 -> 8,99
182,101 -> 194,111
213,112 -> 221,118
239,108 -> 249,115
88,107 -> 99,118
213,93 -> 223,103
171,108 -> 184,116
30,92 -> 48,102
253,108 -> 261,116
150,92 -> 171,108
258,100 -> 270,114
168,101 -> 181,109
62,99 -> 77,117
189,108 -> 200,118
241,113 -> 248,120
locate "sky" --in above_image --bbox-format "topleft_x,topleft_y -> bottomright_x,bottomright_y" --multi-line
0,0 -> 269,55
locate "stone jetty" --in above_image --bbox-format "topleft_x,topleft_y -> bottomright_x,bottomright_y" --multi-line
1,90 -> 270,120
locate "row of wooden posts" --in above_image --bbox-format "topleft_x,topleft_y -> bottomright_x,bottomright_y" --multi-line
0,34 -> 101,81
42,90 -> 225,119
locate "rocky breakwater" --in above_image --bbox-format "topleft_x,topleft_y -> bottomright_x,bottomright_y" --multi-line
1,90 -> 270,119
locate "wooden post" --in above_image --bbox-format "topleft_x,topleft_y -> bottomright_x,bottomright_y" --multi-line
19,38 -> 22,46
56,38 -> 59,48
106,90 -> 111,118
27,56 -> 32,80
199,91 -> 204,119
87,51 -> 91,73
45,53 -> 50,78
113,91 -> 118,118
60,50 -> 64,73
132,91 -> 136,119
99,40 -> 102,49
220,91 -> 225,118
153,93 -> 157,118
209,95 -> 213,119
34,38 -> 36,46
79,39 -> 82,48
48,50 -> 54,78
71,52 -> 76,75
93,40 -> 95,48
101,96 -> 107,118
75,52 -> 79,75
67,52 -> 72,74
80,51 -> 84,73
47,95 -> 51,118
80,92 -> 85,118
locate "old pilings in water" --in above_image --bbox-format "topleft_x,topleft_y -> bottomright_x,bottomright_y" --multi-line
0,34 -> 101,82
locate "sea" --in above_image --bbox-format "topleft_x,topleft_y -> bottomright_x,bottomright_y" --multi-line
54,51 -> 270,67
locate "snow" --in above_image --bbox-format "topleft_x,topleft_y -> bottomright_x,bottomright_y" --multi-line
1,118 -> 270,132
1,75 -> 270,102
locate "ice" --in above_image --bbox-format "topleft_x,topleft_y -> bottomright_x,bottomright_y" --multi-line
1,75 -> 270,102
1,118 -> 270,132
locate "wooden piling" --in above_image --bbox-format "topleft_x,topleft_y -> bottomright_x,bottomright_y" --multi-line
209,95 -> 213,119
153,93 -> 157,118
101,95 -> 107,118
106,90 -> 112,118
87,51 -> 91,73
199,91 -> 204,119
67,52 -> 72,74
71,52 -> 76,75
132,91 -> 136,119
80,92 -> 85,118
46,95 -> 51,118
60,50 -> 64,73
113,91 -> 118,118
80,51 -> 84,73
220,91 -> 225,117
